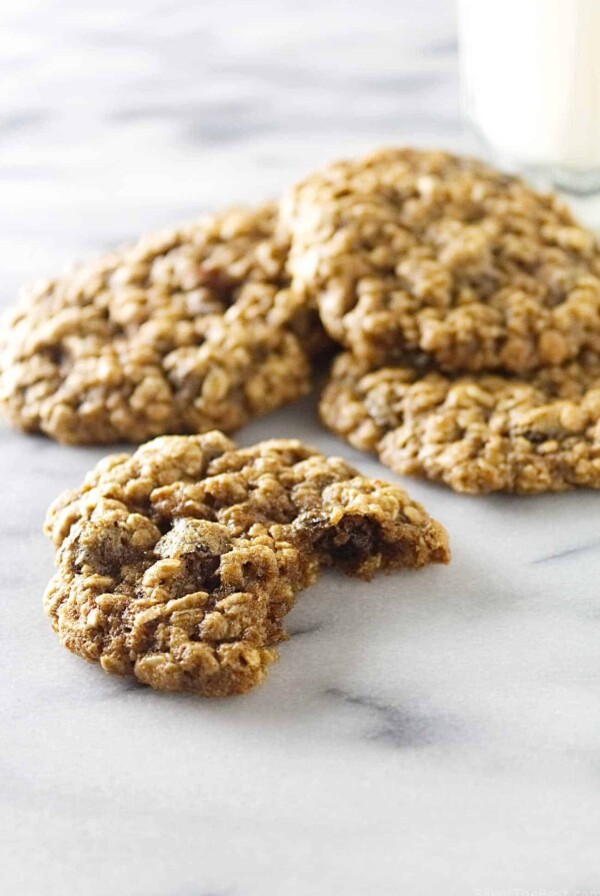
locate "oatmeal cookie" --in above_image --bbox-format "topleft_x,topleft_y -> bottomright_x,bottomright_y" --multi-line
0,204 -> 324,445
282,147 -> 600,372
321,352 -> 600,494
44,432 -> 449,696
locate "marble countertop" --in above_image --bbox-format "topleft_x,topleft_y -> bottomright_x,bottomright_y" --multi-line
2,1 -> 600,893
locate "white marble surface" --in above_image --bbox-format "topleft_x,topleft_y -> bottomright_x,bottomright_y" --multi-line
2,1 -> 600,894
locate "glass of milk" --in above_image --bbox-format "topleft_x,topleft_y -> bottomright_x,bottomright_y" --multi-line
458,0 -> 600,194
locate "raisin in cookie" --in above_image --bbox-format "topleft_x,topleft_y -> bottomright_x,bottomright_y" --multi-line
282,147 -> 600,373
44,432 -> 450,697
320,352 -> 600,495
0,204 -> 324,445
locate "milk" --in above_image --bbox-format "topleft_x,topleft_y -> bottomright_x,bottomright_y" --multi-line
458,0 -> 600,186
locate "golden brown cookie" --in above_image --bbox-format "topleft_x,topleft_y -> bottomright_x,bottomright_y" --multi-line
44,432 -> 450,697
282,147 -> 600,373
320,352 -> 600,495
0,204 -> 325,445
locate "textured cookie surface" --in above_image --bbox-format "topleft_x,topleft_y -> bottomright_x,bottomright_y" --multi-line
0,204 -> 320,444
282,148 -> 600,373
44,432 -> 450,696
321,352 -> 600,494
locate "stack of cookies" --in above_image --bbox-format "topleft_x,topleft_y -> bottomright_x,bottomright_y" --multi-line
282,148 -> 600,495
4,146 -> 600,695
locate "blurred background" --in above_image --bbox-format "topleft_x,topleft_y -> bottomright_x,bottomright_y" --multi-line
0,0 -> 459,299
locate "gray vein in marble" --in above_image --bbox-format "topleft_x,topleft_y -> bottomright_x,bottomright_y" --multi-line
531,540 -> 600,565
0,111 -> 50,135
325,687 -> 467,749
286,622 -> 323,638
